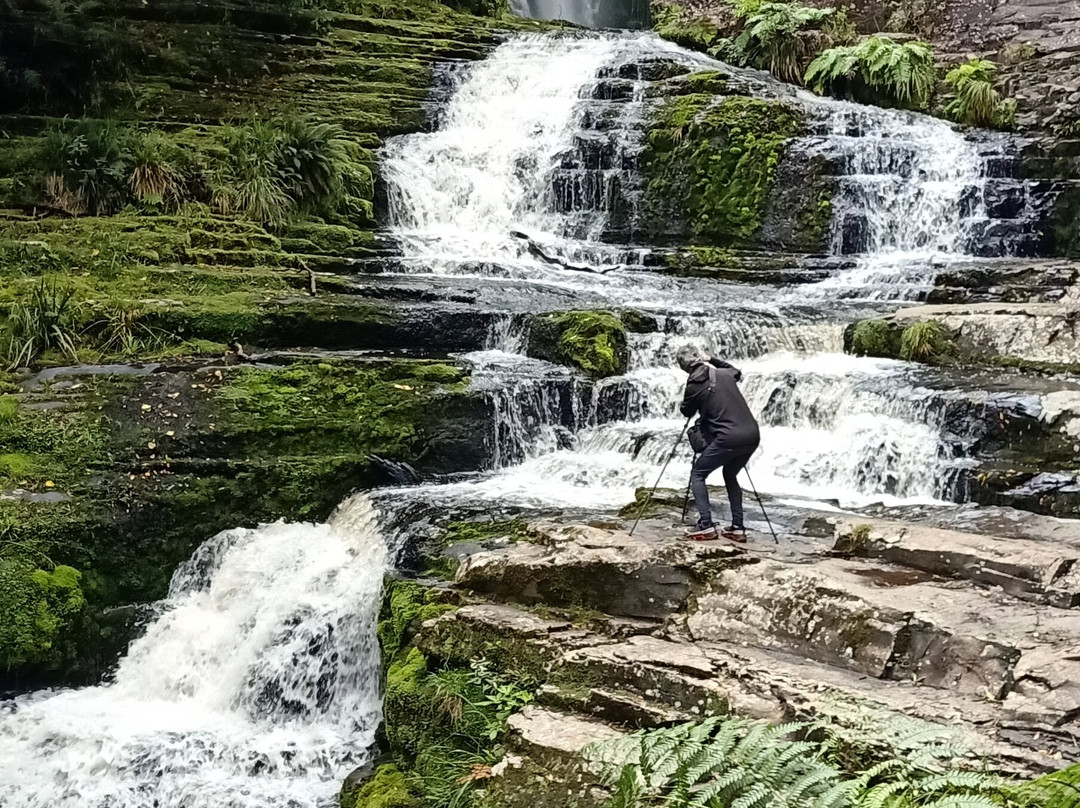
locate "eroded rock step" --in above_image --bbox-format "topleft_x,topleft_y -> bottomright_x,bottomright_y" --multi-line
439,516 -> 1080,769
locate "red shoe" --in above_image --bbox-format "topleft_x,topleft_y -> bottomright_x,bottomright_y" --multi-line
684,524 -> 719,541
721,525 -> 747,543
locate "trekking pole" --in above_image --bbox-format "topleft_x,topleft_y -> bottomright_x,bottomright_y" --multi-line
743,468 -> 779,544
680,456 -> 697,524
630,416 -> 692,537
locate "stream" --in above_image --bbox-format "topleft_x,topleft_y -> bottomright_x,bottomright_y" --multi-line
0,29 -> 1038,808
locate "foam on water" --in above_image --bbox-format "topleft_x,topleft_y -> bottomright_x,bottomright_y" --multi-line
0,496 -> 386,808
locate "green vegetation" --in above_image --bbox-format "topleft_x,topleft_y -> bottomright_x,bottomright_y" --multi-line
652,3 -> 721,52
587,715 -> 1024,808
380,580 -> 537,808
4,277 -> 81,368
641,95 -> 804,245
528,311 -> 629,377
351,765 -> 422,808
1021,764 -> 1080,808
806,36 -> 936,110
944,59 -> 1017,129
723,2 -> 851,84
378,580 -> 457,669
900,321 -> 953,364
0,558 -> 86,670
848,319 -> 898,359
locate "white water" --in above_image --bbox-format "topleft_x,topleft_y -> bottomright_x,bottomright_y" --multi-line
797,105 -> 989,301
379,31 -> 987,510
510,0 -> 650,29
0,31 -> 1008,808
0,496 -> 386,808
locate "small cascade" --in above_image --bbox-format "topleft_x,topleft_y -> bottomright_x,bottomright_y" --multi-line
509,0 -> 651,29
0,496 -> 388,808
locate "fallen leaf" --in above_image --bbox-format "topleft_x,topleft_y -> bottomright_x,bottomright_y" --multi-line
165,430 -> 175,437
148,442 -> 157,450
44,480 -> 55,488
393,384 -> 414,391
141,404 -> 152,411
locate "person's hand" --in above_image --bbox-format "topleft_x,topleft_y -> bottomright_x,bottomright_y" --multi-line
734,369 -> 743,382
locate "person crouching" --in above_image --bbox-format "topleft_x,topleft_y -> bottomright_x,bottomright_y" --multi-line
676,344 -> 760,542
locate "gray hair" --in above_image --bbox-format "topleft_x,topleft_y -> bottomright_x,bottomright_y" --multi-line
676,343 -> 708,373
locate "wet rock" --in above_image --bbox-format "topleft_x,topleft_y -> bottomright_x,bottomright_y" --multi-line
889,303 -> 1080,367
453,522 -> 750,618
687,557 -> 1080,701
832,517 -> 1080,608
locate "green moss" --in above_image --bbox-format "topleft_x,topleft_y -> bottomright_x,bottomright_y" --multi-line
351,765 -> 421,808
378,579 -> 457,669
847,319 -> 898,359
0,557 -> 86,670
528,310 -> 629,378
641,95 -> 805,245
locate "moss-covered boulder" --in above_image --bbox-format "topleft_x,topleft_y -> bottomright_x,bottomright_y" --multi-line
527,311 -> 629,378
638,95 -> 812,247
345,764 -> 422,808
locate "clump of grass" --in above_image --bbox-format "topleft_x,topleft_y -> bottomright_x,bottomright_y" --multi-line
129,132 -> 186,210
900,320 -> 952,364
210,117 -> 369,229
41,119 -> 137,216
3,277 -> 82,369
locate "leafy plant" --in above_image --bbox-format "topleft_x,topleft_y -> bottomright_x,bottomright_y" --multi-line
129,132 -> 185,209
3,277 -> 82,368
806,36 -> 937,109
210,118 -> 362,228
41,120 -> 137,215
588,716 -> 1024,808
726,2 -> 848,83
87,305 -> 172,357
944,59 -> 1016,129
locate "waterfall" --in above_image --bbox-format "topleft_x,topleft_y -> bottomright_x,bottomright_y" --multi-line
0,495 -> 387,808
509,0 -> 650,29
379,31 -> 977,508
794,103 -> 993,300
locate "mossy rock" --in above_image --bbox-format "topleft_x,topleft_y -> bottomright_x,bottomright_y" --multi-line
640,95 -> 806,246
347,764 -> 421,808
527,310 -> 629,378
845,319 -> 901,359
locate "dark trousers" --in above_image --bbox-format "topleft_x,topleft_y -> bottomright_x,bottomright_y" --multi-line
690,439 -> 758,529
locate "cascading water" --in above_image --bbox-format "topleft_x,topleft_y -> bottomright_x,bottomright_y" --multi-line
795,104 -> 992,300
509,0 -> 650,30
0,495 -> 386,808
381,31 -> 970,508
1,29 -> 1016,807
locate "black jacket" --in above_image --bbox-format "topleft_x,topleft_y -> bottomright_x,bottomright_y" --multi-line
680,358 -> 760,447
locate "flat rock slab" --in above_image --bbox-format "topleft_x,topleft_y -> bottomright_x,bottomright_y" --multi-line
507,706 -> 622,757
688,557 -> 1080,707
832,516 -> 1080,607
454,522 -> 751,618
891,303 -> 1080,365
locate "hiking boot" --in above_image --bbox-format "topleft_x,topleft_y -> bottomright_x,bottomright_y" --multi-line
721,525 -> 747,543
684,524 -> 719,542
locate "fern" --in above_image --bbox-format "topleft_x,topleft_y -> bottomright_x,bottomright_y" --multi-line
727,2 -> 844,83
944,59 -> 1016,129
806,36 -> 936,109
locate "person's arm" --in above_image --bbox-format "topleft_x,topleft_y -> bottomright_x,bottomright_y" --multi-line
707,355 -> 743,382
680,382 -> 698,418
